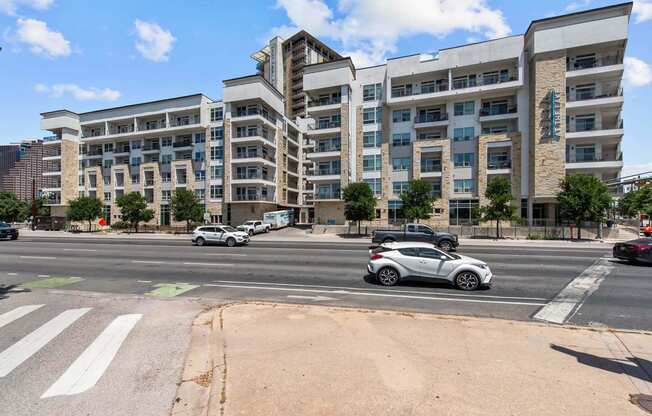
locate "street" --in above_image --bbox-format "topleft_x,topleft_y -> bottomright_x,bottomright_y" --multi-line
2,236 -> 650,331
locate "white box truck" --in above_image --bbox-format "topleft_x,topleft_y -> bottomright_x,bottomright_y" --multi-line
263,209 -> 295,230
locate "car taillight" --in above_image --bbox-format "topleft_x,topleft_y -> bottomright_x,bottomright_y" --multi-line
370,253 -> 383,260
633,244 -> 651,252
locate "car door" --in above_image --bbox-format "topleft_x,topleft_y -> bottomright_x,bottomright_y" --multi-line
417,225 -> 435,242
254,221 -> 263,233
394,248 -> 423,276
415,248 -> 456,278
213,226 -> 225,243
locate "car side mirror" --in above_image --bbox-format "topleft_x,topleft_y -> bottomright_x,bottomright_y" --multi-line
440,255 -> 448,261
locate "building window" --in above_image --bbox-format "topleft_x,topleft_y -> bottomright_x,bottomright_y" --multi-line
103,160 -> 113,169
210,185 -> 223,199
210,107 -> 223,122
131,141 -> 141,150
391,84 -> 413,98
194,133 -> 206,144
392,109 -> 411,123
210,146 -> 224,161
392,157 -> 411,171
392,181 -> 410,195
160,154 -> 172,165
363,131 -> 382,148
161,190 -> 171,201
195,170 -> 205,181
104,192 -> 111,202
449,199 -> 480,225
454,101 -> 475,116
210,127 -> 224,140
363,178 -> 382,197
388,200 -> 404,224
363,154 -> 382,172
363,107 -> 382,124
161,172 -> 171,183
363,83 -> 382,101
391,133 -> 411,147
162,137 -> 172,147
103,143 -> 114,153
194,151 -> 205,161
195,189 -> 206,200
211,165 -> 223,180
453,127 -> 475,142
130,157 -> 141,166
453,153 -> 474,167
453,179 -> 474,193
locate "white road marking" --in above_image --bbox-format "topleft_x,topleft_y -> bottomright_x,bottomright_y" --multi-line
7,272 -> 18,276
213,280 -> 549,301
38,275 -> 50,278
204,284 -> 545,306
0,308 -> 91,377
136,280 -> 152,283
287,295 -> 339,301
19,256 -> 56,260
41,314 -> 142,398
0,305 -> 44,329
182,262 -> 234,267
63,248 -> 97,252
204,253 -> 247,257
533,257 -> 613,324
131,260 -> 166,264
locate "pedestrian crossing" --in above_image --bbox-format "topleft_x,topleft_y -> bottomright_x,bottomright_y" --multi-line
0,304 -> 141,398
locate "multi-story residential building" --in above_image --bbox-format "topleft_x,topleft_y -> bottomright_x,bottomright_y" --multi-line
40,2 -> 630,228
302,2 -> 629,226
0,139 -> 44,202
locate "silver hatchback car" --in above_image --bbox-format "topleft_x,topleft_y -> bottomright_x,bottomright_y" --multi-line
192,225 -> 250,247
367,242 -> 492,290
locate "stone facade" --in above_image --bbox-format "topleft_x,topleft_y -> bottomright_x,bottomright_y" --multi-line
140,162 -> 160,225
230,202 -> 276,226
412,138 -> 451,227
314,200 -> 345,225
60,138 -> 79,206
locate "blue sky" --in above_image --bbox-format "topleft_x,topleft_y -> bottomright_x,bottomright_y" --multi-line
1,0 -> 651,174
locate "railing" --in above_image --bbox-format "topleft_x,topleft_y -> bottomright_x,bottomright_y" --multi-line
310,122 -> 341,130
113,145 -> 131,153
418,83 -> 449,94
308,97 -> 341,107
421,162 -> 442,172
567,55 -> 621,71
414,113 -> 448,123
109,126 -> 135,135
487,160 -> 512,169
310,168 -> 341,176
83,149 -> 103,156
568,88 -> 623,102
233,107 -> 276,124
315,191 -> 341,200
233,153 -> 276,162
315,144 -> 341,152
143,143 -> 160,151
479,106 -> 517,117
44,194 -> 62,205
234,131 -> 276,144
233,194 -> 274,202
173,141 -> 193,148
452,75 -> 518,90
144,179 -> 155,186
234,173 -> 274,181
169,117 -> 200,127
567,154 -> 623,163
43,135 -> 61,142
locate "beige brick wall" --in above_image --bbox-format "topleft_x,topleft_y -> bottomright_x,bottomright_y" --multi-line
314,200 -> 346,225
60,139 -> 79,205
340,101 -> 350,187
140,162 -> 160,225
109,164 -> 131,220
379,105 -> 391,223
230,202 -> 277,226
529,51 -> 567,201
412,139 -> 450,227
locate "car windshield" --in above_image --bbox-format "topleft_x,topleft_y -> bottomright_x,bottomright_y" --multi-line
244,221 -> 255,225
0,222 -> 9,228
222,226 -> 237,232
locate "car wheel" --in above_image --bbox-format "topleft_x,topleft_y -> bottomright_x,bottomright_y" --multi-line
438,240 -> 452,252
382,238 -> 395,244
264,227 -> 269,233
248,230 -> 254,236
455,271 -> 480,291
377,267 -> 400,286
196,237 -> 206,247
10,235 -> 18,240
226,237 -> 236,247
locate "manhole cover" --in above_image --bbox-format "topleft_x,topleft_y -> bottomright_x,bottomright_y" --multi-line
631,394 -> 652,414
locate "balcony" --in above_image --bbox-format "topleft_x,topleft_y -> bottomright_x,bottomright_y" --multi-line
306,168 -> 341,182
479,106 -> 518,122
232,130 -> 276,147
172,140 -> 193,149
232,153 -> 276,165
142,143 -> 161,152
566,155 -> 623,171
314,191 -> 341,200
566,55 -> 624,80
307,97 -> 341,114
487,160 -> 512,171
566,89 -> 624,110
82,149 -> 103,158
43,192 -> 62,205
307,121 -> 341,136
420,160 -> 442,178
414,113 -> 448,128
233,194 -> 275,202
233,172 -> 275,182
566,120 -> 624,141
232,107 -> 276,127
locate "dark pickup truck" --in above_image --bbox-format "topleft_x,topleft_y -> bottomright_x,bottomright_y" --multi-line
0,222 -> 19,240
371,223 -> 458,251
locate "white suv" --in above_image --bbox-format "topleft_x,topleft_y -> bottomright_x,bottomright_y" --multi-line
237,220 -> 271,235
192,225 -> 250,247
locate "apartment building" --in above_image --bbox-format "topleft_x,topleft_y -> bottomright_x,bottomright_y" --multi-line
0,140 -> 44,202
302,2 -> 629,226
39,2 -> 630,228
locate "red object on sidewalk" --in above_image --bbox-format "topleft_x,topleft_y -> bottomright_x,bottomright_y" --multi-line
98,218 -> 107,226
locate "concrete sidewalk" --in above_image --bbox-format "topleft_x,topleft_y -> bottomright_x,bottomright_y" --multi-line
173,303 -> 652,416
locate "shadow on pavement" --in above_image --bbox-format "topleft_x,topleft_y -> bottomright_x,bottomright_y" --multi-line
608,259 -> 652,268
362,274 -> 491,291
551,344 -> 652,384
0,285 -> 30,300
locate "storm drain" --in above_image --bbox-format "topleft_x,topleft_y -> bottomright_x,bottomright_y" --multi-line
630,394 -> 652,414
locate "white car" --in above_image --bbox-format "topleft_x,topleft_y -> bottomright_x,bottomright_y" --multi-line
237,220 -> 271,235
367,242 -> 492,291
192,225 -> 250,247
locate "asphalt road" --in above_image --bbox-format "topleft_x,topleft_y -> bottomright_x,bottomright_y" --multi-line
2,236 -> 650,331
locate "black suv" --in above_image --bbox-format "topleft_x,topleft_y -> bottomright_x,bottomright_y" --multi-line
0,222 -> 19,240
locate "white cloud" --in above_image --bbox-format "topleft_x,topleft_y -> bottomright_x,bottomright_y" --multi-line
134,19 -> 176,62
15,18 -> 70,58
0,0 -> 53,16
271,0 -> 511,66
633,0 -> 652,23
622,162 -> 652,178
34,83 -> 121,101
624,56 -> 652,87
565,0 -> 593,12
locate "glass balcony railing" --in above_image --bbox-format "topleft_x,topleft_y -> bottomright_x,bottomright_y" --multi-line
414,113 -> 448,123
315,191 -> 341,200
234,153 -> 276,162
310,121 -> 341,130
421,162 -> 442,172
487,160 -> 512,169
308,97 -> 341,107
567,55 -> 621,71
479,106 -> 517,117
234,194 -> 274,202
234,173 -> 274,181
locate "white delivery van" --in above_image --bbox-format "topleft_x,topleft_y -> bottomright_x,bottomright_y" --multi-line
263,209 -> 295,230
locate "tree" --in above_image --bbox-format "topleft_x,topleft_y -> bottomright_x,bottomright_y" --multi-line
557,174 -> 612,239
0,192 -> 29,223
171,188 -> 204,232
480,176 -> 518,238
620,184 -> 652,218
67,196 -> 103,231
400,179 -> 436,223
342,182 -> 376,234
116,192 -> 154,233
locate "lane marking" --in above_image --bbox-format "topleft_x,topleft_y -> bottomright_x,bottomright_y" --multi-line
0,305 -> 45,329
287,295 -> 339,302
38,275 -> 50,278
41,314 -> 142,398
131,260 -> 166,264
63,248 -> 97,252
146,283 -> 199,298
0,308 -> 91,377
213,280 -> 549,301
533,257 -> 614,324
19,256 -> 56,260
204,253 -> 247,257
136,280 -> 152,283
204,284 -> 545,306
182,262 -> 234,267
7,272 -> 18,276
23,276 -> 84,289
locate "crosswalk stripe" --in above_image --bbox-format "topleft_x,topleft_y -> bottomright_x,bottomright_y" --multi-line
41,314 -> 142,398
0,308 -> 91,377
0,305 -> 44,329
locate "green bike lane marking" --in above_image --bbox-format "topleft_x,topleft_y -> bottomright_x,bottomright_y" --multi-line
23,276 -> 85,289
146,283 -> 200,298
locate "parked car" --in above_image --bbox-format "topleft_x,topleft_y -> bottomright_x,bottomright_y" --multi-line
372,223 -> 459,251
367,242 -> 492,290
0,222 -> 18,240
613,238 -> 652,264
237,220 -> 271,235
192,225 -> 250,247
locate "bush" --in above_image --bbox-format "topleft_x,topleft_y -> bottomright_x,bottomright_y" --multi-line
110,221 -> 130,230
527,232 -> 543,240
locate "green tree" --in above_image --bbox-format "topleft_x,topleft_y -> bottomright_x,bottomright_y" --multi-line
620,184 -> 652,218
480,176 -> 518,238
116,192 -> 154,233
66,196 -> 103,231
0,192 -> 29,223
171,188 -> 204,232
557,174 -> 612,239
342,182 -> 376,234
400,179 -> 436,223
